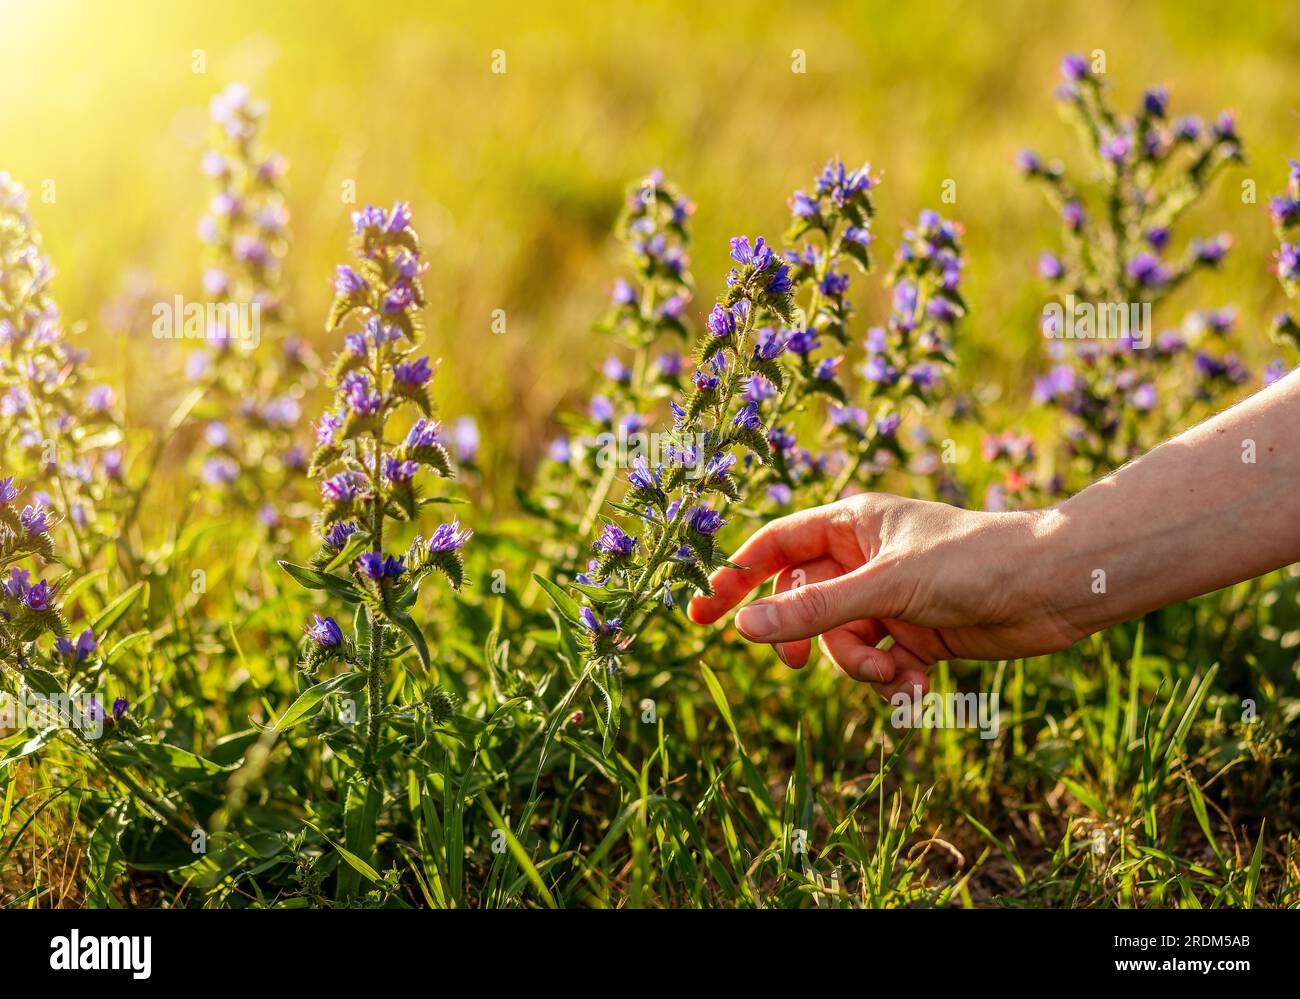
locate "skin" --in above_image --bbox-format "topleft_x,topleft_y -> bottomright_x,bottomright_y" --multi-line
689,368 -> 1300,699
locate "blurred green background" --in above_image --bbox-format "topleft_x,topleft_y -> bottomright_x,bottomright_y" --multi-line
2,0 -> 1297,492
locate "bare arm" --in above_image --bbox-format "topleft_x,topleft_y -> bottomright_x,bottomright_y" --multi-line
1041,368 -> 1300,635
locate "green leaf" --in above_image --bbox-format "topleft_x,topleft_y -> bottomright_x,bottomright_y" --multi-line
322,532 -> 370,573
91,581 -> 146,637
279,561 -> 362,603
60,568 -> 109,607
104,630 -> 150,666
266,672 -> 363,733
532,573 -> 583,624
99,741 -> 236,783
477,794 -> 557,909
389,609 -> 432,675
699,662 -> 740,747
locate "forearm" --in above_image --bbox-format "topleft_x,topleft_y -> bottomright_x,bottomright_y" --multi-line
1035,369 -> 1300,638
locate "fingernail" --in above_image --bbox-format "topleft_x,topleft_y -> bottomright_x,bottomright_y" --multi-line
735,603 -> 777,640
774,643 -> 791,667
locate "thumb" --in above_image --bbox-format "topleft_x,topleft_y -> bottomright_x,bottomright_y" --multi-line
732,564 -> 895,643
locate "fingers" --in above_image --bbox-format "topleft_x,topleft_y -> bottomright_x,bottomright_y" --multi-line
688,505 -> 837,625
769,556 -> 853,668
728,563 -> 887,644
868,636 -> 934,700
872,668 -> 931,701
771,564 -> 813,669
818,620 -> 893,683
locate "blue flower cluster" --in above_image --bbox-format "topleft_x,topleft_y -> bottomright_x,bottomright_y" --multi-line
299,201 -> 469,680
0,173 -> 123,566
559,160 -> 967,675
193,84 -> 319,530
1016,54 -> 1250,490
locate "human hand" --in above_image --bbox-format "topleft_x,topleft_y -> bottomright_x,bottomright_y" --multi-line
688,493 -> 1080,697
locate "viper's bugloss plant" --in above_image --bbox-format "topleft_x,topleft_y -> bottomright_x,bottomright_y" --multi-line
754,165 -> 966,511
537,169 -> 696,548
0,174 -> 124,567
192,84 -> 317,529
287,198 -> 467,759
537,160 -> 966,748
0,483 -> 133,727
278,199 -> 469,899
1018,54 -> 1247,487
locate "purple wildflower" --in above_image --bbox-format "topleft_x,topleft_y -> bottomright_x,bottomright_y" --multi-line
202,455 -> 239,486
1192,235 -> 1231,265
687,506 -> 726,536
656,352 -> 684,377
453,417 -> 479,464
1142,86 -> 1168,118
384,456 -> 419,483
324,521 -> 359,548
1278,243 -> 1299,281
611,278 -> 637,307
594,523 -> 636,557
322,472 -> 363,503
305,614 -> 343,647
405,417 -> 442,449
785,329 -> 820,355
706,304 -> 738,338
3,568 -> 30,599
627,456 -> 662,493
19,503 -> 49,537
335,265 -> 367,296
1127,253 -> 1169,287
579,607 -> 621,635
731,401 -> 762,432
875,413 -> 902,437
358,552 -> 405,580
1061,54 -> 1089,81
25,580 -> 51,611
427,519 -> 472,553
342,372 -> 382,415
393,356 -> 433,387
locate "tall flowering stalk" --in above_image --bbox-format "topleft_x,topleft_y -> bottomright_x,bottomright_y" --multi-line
289,201 -> 468,773
527,161 -> 966,746
756,161 -> 966,512
547,230 -> 794,742
1019,55 -> 1246,487
538,169 -> 695,550
0,174 -> 123,568
192,84 -> 317,529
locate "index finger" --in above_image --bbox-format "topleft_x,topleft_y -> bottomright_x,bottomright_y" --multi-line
688,506 -> 833,624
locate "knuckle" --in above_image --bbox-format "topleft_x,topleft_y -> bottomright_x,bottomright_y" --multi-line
790,583 -> 829,627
